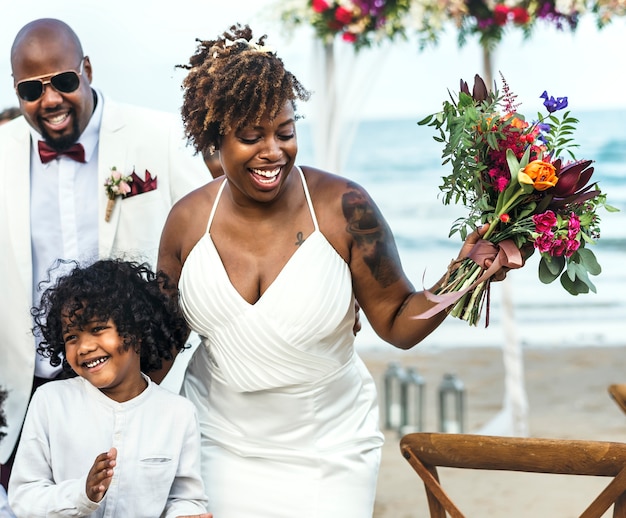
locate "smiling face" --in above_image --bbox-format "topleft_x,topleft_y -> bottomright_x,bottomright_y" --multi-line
11,21 -> 94,151
62,317 -> 145,402
218,101 -> 298,202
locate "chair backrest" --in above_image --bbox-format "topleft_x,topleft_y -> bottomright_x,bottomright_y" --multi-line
400,432 -> 626,518
609,384 -> 626,416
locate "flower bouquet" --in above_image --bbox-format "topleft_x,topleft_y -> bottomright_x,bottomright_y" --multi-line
417,73 -> 617,326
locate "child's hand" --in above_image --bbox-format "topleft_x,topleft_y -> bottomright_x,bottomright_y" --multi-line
86,447 -> 117,503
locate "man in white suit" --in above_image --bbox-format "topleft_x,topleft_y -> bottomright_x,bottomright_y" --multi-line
0,18 -> 209,492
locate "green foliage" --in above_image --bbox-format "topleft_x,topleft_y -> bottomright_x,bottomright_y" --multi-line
538,110 -> 580,160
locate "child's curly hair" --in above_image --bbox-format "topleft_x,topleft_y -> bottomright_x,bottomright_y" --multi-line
32,259 -> 188,376
178,23 -> 311,155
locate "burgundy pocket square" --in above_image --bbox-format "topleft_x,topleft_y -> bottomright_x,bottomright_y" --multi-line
128,170 -> 158,197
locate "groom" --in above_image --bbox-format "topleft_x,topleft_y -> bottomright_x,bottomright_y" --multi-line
0,18 -> 208,490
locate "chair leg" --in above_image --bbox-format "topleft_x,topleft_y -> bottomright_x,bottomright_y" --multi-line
581,467 -> 626,518
612,489 -> 626,518
402,446 -> 465,518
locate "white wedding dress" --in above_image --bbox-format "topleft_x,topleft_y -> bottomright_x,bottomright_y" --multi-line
179,167 -> 384,517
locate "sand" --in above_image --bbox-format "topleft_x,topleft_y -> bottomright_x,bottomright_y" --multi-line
363,345 -> 626,517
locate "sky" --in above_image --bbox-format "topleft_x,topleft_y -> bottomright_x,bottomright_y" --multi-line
1,0 -> 625,123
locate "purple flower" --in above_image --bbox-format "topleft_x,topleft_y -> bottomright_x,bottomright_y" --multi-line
535,121 -> 551,145
540,91 -> 568,113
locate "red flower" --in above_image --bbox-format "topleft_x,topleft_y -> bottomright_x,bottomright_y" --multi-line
493,4 -> 510,26
499,213 -> 511,223
312,0 -> 330,13
342,32 -> 358,42
511,7 -> 530,24
335,5 -> 353,25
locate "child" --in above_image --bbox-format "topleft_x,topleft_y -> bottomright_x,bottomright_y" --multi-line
8,259 -> 211,518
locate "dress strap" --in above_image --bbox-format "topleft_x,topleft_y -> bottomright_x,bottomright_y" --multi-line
296,166 -> 319,232
207,178 -> 227,233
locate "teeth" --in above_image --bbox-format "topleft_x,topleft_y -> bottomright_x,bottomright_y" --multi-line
85,357 -> 107,368
251,167 -> 280,179
47,113 -> 69,125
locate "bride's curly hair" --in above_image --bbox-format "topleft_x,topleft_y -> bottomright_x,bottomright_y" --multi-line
178,23 -> 311,155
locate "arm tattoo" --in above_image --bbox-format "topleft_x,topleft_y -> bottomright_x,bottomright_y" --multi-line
342,183 -> 400,288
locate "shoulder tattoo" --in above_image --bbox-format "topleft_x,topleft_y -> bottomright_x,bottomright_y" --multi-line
341,182 -> 400,288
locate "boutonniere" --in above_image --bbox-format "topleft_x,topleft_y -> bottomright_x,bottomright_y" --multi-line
104,166 -> 133,222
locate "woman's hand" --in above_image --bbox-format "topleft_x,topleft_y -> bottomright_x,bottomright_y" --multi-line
457,224 -> 527,282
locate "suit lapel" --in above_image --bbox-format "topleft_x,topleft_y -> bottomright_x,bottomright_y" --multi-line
98,99 -> 127,259
6,120 -> 34,295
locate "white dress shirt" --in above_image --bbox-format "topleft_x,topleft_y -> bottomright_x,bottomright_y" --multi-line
8,375 -> 207,517
29,91 -> 102,378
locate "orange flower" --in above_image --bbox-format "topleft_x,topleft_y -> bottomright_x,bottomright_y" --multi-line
520,160 -> 558,191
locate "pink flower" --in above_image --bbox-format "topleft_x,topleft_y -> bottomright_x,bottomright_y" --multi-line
342,32 -> 358,42
119,181 -> 131,195
565,239 -> 580,257
550,238 -> 568,257
312,0 -> 330,13
488,167 -> 510,192
567,212 -> 581,239
534,231 -> 555,253
112,170 -> 122,181
532,210 -> 557,233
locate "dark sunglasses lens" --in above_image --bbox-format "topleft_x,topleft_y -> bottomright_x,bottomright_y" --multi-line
51,71 -> 80,93
17,80 -> 43,102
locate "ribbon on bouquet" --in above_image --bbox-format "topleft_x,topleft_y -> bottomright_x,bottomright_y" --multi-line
412,239 -> 524,321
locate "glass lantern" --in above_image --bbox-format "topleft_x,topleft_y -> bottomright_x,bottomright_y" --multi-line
399,367 -> 426,435
438,372 -> 465,433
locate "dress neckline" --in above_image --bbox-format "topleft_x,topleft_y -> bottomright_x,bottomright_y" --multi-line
205,166 -> 321,306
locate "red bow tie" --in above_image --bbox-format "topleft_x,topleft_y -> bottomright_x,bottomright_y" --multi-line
38,141 -> 86,164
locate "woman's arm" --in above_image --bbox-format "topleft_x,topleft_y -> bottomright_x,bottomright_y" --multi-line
318,173 -> 499,350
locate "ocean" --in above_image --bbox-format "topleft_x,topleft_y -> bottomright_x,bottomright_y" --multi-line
295,109 -> 626,351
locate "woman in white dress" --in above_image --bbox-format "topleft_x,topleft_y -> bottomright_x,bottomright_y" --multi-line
157,24 -> 512,517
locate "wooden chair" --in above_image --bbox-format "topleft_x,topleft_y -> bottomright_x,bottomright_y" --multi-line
400,432 -> 626,517
609,384 -> 626,416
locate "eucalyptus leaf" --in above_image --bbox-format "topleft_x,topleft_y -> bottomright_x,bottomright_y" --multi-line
576,248 -> 602,275
538,256 -> 562,283
560,272 -> 590,295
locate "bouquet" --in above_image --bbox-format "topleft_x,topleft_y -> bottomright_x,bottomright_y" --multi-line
417,73 -> 617,326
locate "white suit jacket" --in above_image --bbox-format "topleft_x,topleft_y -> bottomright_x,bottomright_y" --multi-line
0,96 -> 209,462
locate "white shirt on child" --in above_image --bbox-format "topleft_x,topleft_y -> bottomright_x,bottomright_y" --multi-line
8,375 -> 207,517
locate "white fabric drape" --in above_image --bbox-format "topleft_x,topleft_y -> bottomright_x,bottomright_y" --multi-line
310,39 -> 385,173
479,278 -> 529,437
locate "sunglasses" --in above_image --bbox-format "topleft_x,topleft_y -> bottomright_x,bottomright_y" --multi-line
15,58 -> 85,102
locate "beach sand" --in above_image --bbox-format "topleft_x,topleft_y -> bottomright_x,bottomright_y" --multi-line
362,345 -> 626,517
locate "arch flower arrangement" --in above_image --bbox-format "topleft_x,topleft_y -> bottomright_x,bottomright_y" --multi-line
279,0 -> 413,50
